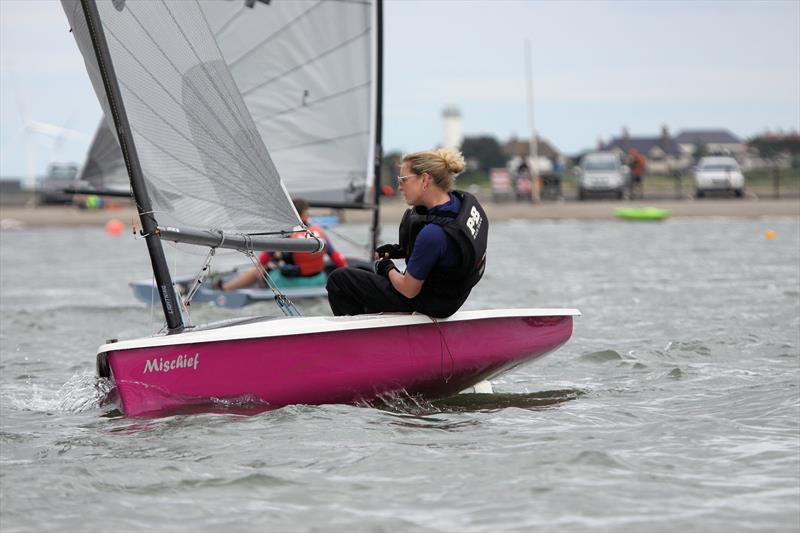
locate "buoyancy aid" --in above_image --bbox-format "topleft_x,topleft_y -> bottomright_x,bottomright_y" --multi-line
286,224 -> 326,275
398,190 -> 488,299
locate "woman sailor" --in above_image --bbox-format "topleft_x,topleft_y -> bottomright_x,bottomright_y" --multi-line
326,148 -> 488,318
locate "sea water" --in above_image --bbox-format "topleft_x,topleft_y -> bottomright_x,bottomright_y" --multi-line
1,217 -> 798,532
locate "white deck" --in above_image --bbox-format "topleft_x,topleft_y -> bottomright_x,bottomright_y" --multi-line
98,308 -> 581,353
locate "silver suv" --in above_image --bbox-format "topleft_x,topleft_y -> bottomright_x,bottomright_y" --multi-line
575,152 -> 628,200
694,156 -> 745,198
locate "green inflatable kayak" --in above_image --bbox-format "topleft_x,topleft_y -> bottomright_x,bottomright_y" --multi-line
614,207 -> 672,221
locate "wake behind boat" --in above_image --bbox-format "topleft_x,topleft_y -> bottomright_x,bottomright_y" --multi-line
61,0 -> 578,417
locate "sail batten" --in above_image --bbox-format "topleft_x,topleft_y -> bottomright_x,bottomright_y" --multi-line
253,81 -> 370,123
237,26 -> 370,97
271,130 -> 371,153
211,5 -> 245,38
223,1 -> 324,70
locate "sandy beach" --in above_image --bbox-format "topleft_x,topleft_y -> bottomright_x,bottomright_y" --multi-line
1,197 -> 798,228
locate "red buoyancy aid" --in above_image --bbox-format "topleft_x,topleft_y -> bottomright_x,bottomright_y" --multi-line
288,224 -> 326,275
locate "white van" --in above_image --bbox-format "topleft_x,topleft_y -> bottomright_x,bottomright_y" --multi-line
574,152 -> 628,200
694,156 -> 745,198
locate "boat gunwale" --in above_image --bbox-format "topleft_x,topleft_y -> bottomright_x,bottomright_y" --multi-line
99,308 -> 581,353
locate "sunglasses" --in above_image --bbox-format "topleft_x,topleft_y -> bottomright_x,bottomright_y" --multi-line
396,174 -> 419,185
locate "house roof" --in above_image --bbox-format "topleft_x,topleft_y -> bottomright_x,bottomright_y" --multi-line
674,129 -> 742,144
604,136 -> 682,157
503,138 -> 560,159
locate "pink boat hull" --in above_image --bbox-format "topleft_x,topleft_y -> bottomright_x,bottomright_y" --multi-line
103,314 -> 574,416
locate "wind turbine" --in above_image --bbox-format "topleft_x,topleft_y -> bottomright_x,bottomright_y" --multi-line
0,80 -> 89,186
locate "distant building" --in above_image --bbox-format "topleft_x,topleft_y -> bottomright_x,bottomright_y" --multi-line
603,126 -> 688,175
674,129 -> 746,162
0,179 -> 32,207
442,106 -> 463,150
502,135 -> 561,174
503,136 -> 560,160
0,179 -> 23,193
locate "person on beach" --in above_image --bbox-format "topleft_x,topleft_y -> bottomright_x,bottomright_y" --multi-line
326,148 -> 488,318
628,148 -> 647,199
213,198 -> 347,291
515,162 -> 533,202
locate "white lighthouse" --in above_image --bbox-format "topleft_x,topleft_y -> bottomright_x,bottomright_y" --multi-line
442,106 -> 463,150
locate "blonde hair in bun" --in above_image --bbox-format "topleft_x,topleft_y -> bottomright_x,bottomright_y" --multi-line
402,148 -> 465,192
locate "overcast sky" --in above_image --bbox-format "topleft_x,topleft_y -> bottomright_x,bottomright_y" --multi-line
1,0 -> 798,179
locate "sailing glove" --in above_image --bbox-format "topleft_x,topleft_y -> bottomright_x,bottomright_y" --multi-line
373,257 -> 396,278
375,243 -> 404,259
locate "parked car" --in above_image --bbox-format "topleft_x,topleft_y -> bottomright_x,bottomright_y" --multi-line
574,152 -> 628,200
693,156 -> 744,198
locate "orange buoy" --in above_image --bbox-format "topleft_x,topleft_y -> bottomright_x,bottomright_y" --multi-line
105,218 -> 125,236
765,229 -> 776,240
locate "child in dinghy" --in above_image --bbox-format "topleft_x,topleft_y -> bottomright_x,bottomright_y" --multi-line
213,198 -> 347,291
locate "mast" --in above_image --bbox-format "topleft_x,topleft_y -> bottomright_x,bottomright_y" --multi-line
525,39 -> 539,202
79,0 -> 183,333
369,0 -> 384,253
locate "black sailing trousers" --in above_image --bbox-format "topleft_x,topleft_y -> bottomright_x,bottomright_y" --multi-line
326,267 -> 467,318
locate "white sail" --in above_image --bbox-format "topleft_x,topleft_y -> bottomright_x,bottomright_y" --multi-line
62,0 -> 302,235
81,0 -> 377,207
78,119 -> 129,193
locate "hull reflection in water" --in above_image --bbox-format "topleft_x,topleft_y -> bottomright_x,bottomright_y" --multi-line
98,309 -> 579,417
363,389 -> 584,419
432,389 -> 584,412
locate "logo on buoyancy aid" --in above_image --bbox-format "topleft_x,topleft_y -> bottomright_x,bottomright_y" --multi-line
143,353 -> 199,374
466,205 -> 483,238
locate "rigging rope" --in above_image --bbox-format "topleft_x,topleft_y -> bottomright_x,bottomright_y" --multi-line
241,237 -> 302,317
172,246 -> 194,329
182,245 -> 217,310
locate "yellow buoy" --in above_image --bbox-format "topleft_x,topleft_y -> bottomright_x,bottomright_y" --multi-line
765,229 -> 776,240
